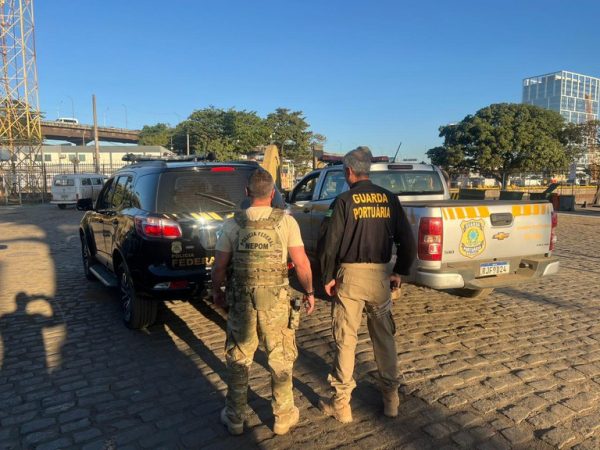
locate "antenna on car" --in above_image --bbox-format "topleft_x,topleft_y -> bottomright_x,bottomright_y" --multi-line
392,142 -> 402,162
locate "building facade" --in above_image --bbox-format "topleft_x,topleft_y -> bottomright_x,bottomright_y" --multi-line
523,71 -> 600,178
523,70 -> 600,124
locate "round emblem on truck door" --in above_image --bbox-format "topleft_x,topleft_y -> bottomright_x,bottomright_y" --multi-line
171,241 -> 183,254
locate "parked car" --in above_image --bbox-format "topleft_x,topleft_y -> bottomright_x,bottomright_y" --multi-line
51,173 -> 106,209
78,159 -> 284,329
288,160 -> 559,298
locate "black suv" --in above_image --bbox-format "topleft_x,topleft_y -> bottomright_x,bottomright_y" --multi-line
78,159 -> 283,329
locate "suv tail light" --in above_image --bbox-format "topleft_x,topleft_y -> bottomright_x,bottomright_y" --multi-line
549,211 -> 558,251
418,217 -> 443,261
211,167 -> 235,172
135,216 -> 182,239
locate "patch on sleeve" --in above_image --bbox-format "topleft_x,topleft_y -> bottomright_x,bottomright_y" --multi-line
325,209 -> 333,218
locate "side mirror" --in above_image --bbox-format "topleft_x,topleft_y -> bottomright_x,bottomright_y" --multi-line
76,198 -> 94,211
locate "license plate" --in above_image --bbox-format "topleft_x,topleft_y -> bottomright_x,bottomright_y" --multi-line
61,195 -> 68,199
479,261 -> 509,276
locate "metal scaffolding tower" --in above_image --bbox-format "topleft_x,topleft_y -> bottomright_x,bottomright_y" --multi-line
0,0 -> 43,202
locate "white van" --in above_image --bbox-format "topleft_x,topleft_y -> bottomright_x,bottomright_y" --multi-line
51,173 -> 106,209
56,117 -> 79,125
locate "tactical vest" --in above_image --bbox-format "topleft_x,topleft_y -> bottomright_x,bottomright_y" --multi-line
232,208 -> 288,288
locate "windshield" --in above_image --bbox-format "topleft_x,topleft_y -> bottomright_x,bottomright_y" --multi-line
157,169 -> 252,213
370,170 -> 444,195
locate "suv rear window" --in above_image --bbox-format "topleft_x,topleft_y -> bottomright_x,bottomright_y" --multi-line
371,170 -> 444,195
156,168 -> 252,213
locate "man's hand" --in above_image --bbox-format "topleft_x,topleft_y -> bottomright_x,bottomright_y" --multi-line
324,279 -> 337,297
303,293 -> 315,315
390,273 -> 402,291
213,289 -> 226,308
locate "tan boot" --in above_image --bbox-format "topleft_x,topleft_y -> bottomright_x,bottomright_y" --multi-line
318,397 -> 353,423
382,389 -> 399,417
220,407 -> 244,435
273,406 -> 300,435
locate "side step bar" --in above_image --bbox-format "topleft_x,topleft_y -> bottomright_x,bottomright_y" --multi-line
89,264 -> 119,288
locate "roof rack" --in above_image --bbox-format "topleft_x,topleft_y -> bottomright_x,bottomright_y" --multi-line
121,152 -> 217,163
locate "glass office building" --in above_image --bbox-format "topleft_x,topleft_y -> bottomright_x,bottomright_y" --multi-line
523,71 -> 600,175
523,71 -> 599,124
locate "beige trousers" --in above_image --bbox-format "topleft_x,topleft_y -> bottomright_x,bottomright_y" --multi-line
329,263 -> 399,405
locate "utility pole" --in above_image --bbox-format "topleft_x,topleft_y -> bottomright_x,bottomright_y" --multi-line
92,95 -> 100,173
186,133 -> 190,156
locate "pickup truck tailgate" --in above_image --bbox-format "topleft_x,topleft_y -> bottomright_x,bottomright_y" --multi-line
439,201 -> 553,263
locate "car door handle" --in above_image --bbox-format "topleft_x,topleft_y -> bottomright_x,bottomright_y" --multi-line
303,208 -> 310,213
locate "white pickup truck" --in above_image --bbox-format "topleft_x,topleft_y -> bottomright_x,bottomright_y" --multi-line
287,161 -> 559,298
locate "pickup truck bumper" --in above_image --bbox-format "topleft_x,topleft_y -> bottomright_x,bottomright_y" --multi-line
415,255 -> 560,290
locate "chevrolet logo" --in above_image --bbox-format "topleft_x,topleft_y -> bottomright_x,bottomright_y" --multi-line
493,232 -> 510,240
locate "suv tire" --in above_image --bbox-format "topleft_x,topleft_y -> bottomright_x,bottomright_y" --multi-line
118,262 -> 157,330
81,234 -> 96,281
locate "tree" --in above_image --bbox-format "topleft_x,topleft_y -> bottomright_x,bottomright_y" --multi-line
223,109 -> 270,154
427,103 -> 585,186
172,107 -> 231,158
266,108 -> 313,163
138,123 -> 174,148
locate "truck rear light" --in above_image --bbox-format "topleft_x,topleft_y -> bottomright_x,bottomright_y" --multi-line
549,211 -> 558,251
135,216 -> 182,239
418,217 -> 443,261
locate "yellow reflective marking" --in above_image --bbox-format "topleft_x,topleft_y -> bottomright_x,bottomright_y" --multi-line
442,209 -> 447,220
532,204 -> 540,215
465,206 -> 477,218
191,213 -> 202,220
447,208 -> 456,220
455,208 -> 466,219
207,212 -> 222,220
477,206 -> 490,218
512,205 -> 521,216
523,204 -> 532,216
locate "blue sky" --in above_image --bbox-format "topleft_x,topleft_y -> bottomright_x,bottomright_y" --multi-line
36,0 -> 600,160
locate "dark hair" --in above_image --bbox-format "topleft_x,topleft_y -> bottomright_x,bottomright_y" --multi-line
247,169 -> 274,199
343,146 -> 372,176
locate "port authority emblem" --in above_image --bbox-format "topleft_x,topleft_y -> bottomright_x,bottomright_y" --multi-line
171,241 -> 183,254
493,232 -> 510,241
459,219 -> 486,258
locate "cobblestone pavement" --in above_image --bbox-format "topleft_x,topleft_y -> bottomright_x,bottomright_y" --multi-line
1,204 -> 600,449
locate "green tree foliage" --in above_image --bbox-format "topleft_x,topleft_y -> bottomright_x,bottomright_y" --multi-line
159,106 -> 320,162
138,123 -> 174,148
266,108 -> 313,163
427,103 -> 585,185
223,109 -> 271,154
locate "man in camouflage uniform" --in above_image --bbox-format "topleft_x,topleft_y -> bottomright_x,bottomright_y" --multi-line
211,169 -> 315,435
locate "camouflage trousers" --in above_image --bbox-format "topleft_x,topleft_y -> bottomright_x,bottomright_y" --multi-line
224,286 -> 298,421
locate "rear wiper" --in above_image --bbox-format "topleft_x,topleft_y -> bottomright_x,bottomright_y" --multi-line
194,192 -> 236,206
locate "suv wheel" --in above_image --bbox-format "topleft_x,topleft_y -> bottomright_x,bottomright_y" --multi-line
118,262 -> 157,330
81,235 -> 96,281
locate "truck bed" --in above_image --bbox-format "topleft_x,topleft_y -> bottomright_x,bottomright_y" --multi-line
402,199 -> 550,208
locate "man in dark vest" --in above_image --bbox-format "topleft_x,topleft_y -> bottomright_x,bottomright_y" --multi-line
212,168 -> 315,435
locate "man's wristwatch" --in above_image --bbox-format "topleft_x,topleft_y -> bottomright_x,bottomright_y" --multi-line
304,291 -> 314,296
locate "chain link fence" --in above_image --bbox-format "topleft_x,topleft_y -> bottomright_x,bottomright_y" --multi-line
0,161 -> 128,205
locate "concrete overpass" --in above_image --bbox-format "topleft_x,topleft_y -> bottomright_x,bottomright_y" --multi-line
41,121 -> 140,144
